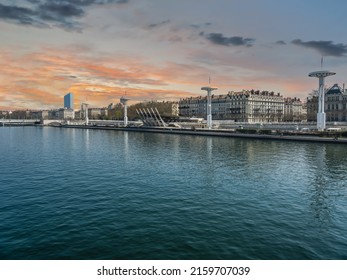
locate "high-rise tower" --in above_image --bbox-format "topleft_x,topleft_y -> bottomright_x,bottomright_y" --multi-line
64,92 -> 74,109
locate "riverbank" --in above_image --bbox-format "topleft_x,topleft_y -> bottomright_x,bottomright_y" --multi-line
58,124 -> 347,144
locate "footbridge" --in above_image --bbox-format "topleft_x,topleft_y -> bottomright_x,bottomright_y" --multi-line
0,119 -> 40,126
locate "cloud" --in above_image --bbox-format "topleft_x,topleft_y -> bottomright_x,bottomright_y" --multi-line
0,3 -> 39,26
116,0 -> 129,4
0,46 -> 203,109
147,20 -> 170,29
0,0 -> 129,30
203,33 -> 255,47
190,22 -> 212,29
291,39 -> 347,57
38,2 -> 84,18
275,40 -> 286,45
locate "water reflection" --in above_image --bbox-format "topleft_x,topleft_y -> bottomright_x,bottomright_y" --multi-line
308,144 -> 347,228
124,131 -> 129,163
2,128 -> 347,259
309,145 -> 331,226
325,144 -> 347,177
83,129 -> 90,152
204,137 -> 215,189
89,131 -> 346,234
206,137 -> 213,162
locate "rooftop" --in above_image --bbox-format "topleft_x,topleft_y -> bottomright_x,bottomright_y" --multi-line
326,84 -> 344,95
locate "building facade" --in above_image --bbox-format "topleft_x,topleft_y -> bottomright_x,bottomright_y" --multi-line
170,102 -> 179,117
31,110 -> 49,120
64,93 -> 74,109
283,97 -> 304,122
56,108 -> 75,120
179,90 -> 285,123
325,84 -> 347,122
88,108 -> 108,119
306,95 -> 318,122
48,108 -> 74,120
307,84 -> 347,122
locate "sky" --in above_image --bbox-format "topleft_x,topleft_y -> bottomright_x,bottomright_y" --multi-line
1,0 -> 347,110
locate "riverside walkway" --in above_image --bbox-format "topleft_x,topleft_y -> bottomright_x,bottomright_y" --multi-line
0,119 -> 39,126
60,124 -> 347,144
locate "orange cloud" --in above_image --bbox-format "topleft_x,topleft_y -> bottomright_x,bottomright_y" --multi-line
0,46 -> 212,110
0,45 -> 313,110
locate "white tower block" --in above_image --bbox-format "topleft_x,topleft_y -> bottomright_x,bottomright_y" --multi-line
308,70 -> 335,131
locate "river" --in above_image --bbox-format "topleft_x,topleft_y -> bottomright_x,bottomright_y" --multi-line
0,126 -> 346,259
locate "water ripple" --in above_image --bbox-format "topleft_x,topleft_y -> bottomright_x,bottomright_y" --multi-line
1,127 -> 347,259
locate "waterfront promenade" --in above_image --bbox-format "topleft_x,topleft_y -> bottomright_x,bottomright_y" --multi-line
0,119 -> 39,126
60,124 -> 347,144
2,119 -> 347,144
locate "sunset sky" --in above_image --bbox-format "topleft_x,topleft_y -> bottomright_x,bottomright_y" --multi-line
1,0 -> 347,110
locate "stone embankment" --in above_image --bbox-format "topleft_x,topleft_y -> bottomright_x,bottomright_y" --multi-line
60,124 -> 347,144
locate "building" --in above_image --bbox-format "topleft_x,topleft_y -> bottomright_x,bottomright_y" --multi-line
57,108 -> 75,120
325,84 -> 347,122
88,108 -> 108,119
306,95 -> 318,122
48,108 -> 74,120
64,93 -> 74,109
179,90 -> 285,123
283,97 -> 304,122
169,102 -> 179,117
31,110 -> 49,120
307,84 -> 347,122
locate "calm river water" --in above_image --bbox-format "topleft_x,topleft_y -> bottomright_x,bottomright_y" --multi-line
0,126 -> 347,259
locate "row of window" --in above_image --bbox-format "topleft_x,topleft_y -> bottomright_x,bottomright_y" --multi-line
327,104 -> 347,110
326,96 -> 347,101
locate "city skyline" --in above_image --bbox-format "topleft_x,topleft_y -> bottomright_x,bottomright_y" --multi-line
1,0 -> 347,110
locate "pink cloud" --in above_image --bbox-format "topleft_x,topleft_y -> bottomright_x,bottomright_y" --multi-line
0,47 -> 202,109
0,44 -> 315,110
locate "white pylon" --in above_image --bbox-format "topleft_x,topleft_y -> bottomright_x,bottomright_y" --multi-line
201,77 -> 217,129
120,97 -> 130,126
308,70 -> 335,131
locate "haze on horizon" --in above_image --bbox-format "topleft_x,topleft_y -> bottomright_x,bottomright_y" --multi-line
1,0 -> 347,110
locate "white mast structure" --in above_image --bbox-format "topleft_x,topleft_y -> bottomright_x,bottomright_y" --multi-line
82,103 -> 89,125
308,70 -> 335,131
120,97 -> 130,127
201,77 -> 217,130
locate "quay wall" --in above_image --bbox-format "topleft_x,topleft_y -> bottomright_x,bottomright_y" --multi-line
58,124 -> 347,144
